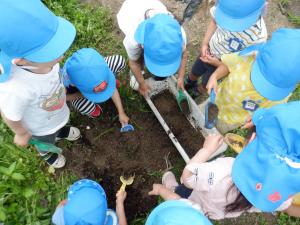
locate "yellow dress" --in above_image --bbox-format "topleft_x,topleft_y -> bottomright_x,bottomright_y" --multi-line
216,53 -> 288,125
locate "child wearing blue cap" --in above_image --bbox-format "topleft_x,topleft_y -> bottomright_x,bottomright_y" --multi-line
185,0 -> 267,98
204,28 -> 300,134
117,0 -> 187,96
151,118 -> 300,219
0,0 -> 80,168
62,48 -> 130,128
145,200 -> 212,225
52,179 -> 128,225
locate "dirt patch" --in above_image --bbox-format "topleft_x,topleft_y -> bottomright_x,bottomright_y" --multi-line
152,91 -> 204,158
61,100 -> 184,221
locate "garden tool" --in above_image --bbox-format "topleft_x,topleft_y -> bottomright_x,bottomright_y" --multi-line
120,123 -> 135,133
205,89 -> 219,129
177,89 -> 190,115
293,193 -> 300,206
224,133 -> 246,154
119,175 -> 135,192
29,139 -> 62,154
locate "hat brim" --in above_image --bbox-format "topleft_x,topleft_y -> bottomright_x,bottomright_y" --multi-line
81,70 -> 116,103
105,210 -> 118,225
144,52 -> 181,77
0,51 -> 12,82
232,138 -> 292,212
24,17 -> 76,63
251,59 -> 294,101
215,5 -> 264,32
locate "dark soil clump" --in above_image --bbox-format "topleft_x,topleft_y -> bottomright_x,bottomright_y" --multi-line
61,100 -> 183,221
152,91 -> 204,158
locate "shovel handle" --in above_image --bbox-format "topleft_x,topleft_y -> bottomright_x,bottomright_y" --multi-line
119,183 -> 127,192
210,89 -> 216,103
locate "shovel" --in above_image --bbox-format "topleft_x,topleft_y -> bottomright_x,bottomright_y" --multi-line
177,89 -> 190,115
205,89 -> 219,129
119,175 -> 135,192
120,123 -> 135,133
29,139 -> 62,154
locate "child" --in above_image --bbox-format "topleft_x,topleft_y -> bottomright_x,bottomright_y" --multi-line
117,0 -> 187,96
145,200 -> 212,225
0,0 -> 80,168
62,48 -> 130,128
52,179 -> 128,225
185,0 -> 267,98
150,101 -> 300,219
205,28 -> 300,134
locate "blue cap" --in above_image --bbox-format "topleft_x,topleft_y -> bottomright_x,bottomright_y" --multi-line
215,0 -> 265,31
0,0 -> 76,82
64,179 -> 116,225
249,28 -> 300,101
64,48 -> 116,103
145,200 -> 212,225
232,101 -> 300,212
134,14 -> 183,77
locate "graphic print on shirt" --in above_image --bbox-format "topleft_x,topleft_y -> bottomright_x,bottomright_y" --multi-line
208,172 -> 214,185
39,81 -> 66,112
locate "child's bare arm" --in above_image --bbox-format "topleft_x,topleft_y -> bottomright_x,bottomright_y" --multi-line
206,62 -> 229,95
1,112 -> 31,147
177,49 -> 188,91
284,204 -> 300,218
201,19 -> 217,57
149,184 -> 181,200
181,134 -> 223,188
111,90 -> 129,126
116,191 -> 127,225
129,59 -> 150,96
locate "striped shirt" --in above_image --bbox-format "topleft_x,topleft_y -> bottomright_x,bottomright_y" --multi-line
209,6 -> 267,59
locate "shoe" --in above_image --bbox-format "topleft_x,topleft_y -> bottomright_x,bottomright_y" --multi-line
116,79 -> 121,89
89,105 -> 102,118
40,152 -> 66,169
162,171 -> 179,191
56,126 -> 81,141
184,78 -> 200,99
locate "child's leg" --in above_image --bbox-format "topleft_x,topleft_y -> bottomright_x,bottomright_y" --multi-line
104,55 -> 126,75
71,98 -> 102,118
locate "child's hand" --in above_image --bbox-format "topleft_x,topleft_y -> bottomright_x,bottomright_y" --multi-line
177,77 -> 185,91
148,184 -> 163,196
119,113 -> 129,127
139,81 -> 151,96
242,116 -> 254,129
14,132 -> 32,147
203,134 -> 223,154
116,190 -> 127,204
206,75 -> 218,95
200,44 -> 210,58
200,54 -> 221,67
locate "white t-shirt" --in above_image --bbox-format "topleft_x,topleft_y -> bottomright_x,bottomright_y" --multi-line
0,64 -> 69,136
184,157 -> 292,220
117,0 -> 187,60
209,6 -> 268,59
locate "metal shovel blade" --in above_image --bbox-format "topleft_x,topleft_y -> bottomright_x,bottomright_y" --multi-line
119,175 -> 135,192
177,89 -> 190,115
29,139 -> 62,154
205,89 -> 219,129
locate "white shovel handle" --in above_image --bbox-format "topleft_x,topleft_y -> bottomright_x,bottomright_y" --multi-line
145,96 -> 190,163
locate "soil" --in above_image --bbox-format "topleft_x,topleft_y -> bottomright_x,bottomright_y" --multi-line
152,91 -> 204,158
61,100 -> 183,221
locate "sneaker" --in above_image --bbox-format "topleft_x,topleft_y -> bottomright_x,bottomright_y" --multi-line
56,126 -> 81,142
88,105 -> 102,118
162,171 -> 179,191
116,79 -> 121,89
40,152 -> 66,169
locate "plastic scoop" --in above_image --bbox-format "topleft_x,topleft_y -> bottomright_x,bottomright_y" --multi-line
120,123 -> 134,133
224,133 -> 246,153
29,139 -> 62,154
119,175 -> 135,191
177,89 -> 190,115
205,89 -> 219,129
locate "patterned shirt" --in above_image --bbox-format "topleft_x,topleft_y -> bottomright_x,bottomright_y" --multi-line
216,53 -> 288,125
209,6 -> 267,59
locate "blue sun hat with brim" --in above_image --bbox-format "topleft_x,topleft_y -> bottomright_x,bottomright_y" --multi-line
63,179 -> 117,225
239,28 -> 300,101
134,14 -> 183,77
0,0 -> 76,82
232,101 -> 300,212
215,0 -> 265,31
145,200 -> 212,225
64,48 -> 116,103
